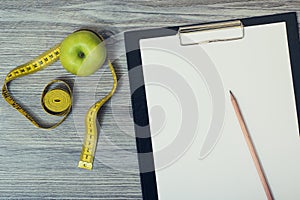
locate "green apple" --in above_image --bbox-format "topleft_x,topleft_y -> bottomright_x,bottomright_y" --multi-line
60,30 -> 107,76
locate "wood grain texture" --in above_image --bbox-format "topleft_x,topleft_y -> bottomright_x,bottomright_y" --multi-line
0,0 -> 299,199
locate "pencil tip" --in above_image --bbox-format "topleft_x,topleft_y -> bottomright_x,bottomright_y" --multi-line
229,90 -> 235,100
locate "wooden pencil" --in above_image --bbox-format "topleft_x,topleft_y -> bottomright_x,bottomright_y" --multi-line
230,91 -> 274,200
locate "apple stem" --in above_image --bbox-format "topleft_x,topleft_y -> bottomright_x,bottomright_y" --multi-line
78,52 -> 85,58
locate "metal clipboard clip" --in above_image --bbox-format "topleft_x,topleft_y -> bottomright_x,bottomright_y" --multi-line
178,20 -> 244,46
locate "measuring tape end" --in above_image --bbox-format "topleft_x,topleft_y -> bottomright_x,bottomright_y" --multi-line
78,161 -> 93,170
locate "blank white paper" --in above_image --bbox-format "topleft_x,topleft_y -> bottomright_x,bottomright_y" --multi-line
139,22 -> 300,200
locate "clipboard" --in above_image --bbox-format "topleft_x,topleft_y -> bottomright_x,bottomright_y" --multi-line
125,12 -> 300,200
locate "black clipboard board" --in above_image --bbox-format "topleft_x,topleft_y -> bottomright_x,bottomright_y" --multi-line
125,12 -> 300,200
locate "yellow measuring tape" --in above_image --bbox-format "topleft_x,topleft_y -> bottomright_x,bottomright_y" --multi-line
41,80 -> 72,118
1,44 -> 71,129
78,61 -> 117,170
2,31 -> 117,170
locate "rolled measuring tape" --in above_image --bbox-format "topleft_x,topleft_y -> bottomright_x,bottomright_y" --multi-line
42,80 -> 72,117
2,30 -> 117,170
